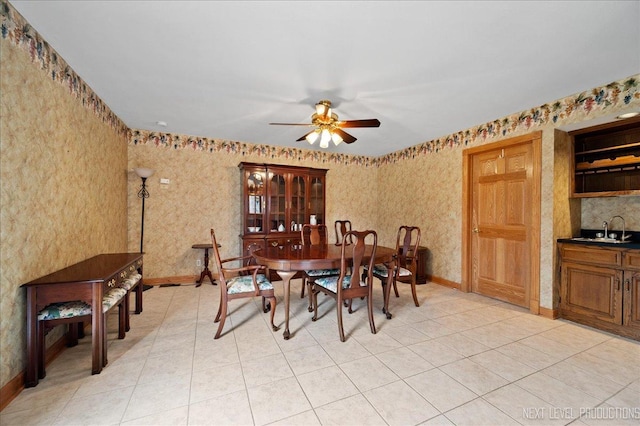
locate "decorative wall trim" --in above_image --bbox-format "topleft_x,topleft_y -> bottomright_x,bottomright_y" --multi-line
379,76 -> 640,165
128,75 -> 639,166
426,275 -> 460,291
128,130 -> 376,167
3,1 -> 638,167
0,0 -> 128,138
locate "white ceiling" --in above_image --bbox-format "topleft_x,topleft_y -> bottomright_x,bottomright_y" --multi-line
10,1 -> 640,157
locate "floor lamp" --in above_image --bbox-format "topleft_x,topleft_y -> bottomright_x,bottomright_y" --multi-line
135,167 -> 154,291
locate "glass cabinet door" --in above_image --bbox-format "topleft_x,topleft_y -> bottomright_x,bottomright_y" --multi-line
309,175 -> 325,224
246,171 -> 264,232
269,172 -> 286,232
290,175 -> 306,230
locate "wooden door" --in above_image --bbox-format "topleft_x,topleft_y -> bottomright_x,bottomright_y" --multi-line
463,132 -> 541,312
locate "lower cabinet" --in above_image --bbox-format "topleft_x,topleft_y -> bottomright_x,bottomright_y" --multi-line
559,244 -> 640,340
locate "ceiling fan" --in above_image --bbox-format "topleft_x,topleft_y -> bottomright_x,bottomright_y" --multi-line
269,100 -> 381,148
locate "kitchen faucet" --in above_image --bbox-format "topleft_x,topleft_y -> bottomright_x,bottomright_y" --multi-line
608,215 -> 627,241
603,221 -> 608,239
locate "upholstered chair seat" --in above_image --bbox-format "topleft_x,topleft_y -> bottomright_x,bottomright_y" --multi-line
226,274 -> 273,294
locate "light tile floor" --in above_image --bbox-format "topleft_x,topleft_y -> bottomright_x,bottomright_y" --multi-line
2,280 -> 639,425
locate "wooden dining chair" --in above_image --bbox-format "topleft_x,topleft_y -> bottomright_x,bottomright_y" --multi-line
364,225 -> 421,307
334,220 -> 353,245
311,229 -> 378,342
210,228 -> 278,339
300,224 -> 340,311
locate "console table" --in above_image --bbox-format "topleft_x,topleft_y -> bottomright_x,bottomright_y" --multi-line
21,253 -> 143,387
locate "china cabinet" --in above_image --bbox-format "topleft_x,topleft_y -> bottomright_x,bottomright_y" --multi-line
570,116 -> 640,197
239,163 -> 327,278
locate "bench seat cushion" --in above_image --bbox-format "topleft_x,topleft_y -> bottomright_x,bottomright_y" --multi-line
37,301 -> 91,321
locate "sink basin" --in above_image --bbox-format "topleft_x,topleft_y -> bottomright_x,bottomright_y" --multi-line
571,237 -> 624,244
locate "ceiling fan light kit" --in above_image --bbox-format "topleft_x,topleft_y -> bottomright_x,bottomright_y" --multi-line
270,99 -> 381,148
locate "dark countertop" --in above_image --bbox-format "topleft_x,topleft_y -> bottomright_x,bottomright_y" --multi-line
558,229 -> 640,250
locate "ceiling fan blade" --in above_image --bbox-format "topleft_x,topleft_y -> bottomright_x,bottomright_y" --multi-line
269,122 -> 314,126
333,128 -> 357,144
296,130 -> 317,142
337,119 -> 381,128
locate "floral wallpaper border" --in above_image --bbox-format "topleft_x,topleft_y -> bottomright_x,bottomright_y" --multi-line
3,0 -> 639,167
0,1 -> 129,138
380,77 -> 639,165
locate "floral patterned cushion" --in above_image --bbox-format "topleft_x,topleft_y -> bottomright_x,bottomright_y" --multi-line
305,268 -> 340,277
37,301 -> 91,321
102,288 -> 127,313
227,274 -> 273,295
314,275 -> 365,293
366,264 -> 411,278
121,273 -> 142,290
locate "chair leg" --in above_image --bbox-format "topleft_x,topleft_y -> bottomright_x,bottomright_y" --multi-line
37,320 -> 46,380
124,292 -> 131,332
214,296 -> 223,323
307,280 -> 314,312
67,323 -> 80,347
311,286 -> 319,321
118,302 -> 126,339
367,291 -> 376,335
102,313 -> 108,367
268,296 -> 279,331
336,297 -> 346,342
411,278 -> 419,307
214,298 -> 228,339
300,277 -> 306,298
393,278 -> 400,298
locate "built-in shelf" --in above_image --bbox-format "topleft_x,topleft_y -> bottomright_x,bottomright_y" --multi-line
571,116 -> 640,197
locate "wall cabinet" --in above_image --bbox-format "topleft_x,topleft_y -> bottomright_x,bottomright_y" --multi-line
570,116 -> 640,197
239,162 -> 327,279
559,243 -> 640,340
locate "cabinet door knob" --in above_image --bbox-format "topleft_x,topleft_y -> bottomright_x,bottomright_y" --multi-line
625,278 -> 630,291
271,241 -> 278,247
472,228 -> 480,233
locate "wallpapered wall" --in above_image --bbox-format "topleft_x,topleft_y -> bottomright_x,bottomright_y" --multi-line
126,144 -> 379,279
0,37 -> 129,386
2,0 -> 640,392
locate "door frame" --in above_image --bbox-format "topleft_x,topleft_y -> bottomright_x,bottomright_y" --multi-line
461,131 -> 542,314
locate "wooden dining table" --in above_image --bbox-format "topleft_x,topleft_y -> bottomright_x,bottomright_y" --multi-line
253,243 -> 396,339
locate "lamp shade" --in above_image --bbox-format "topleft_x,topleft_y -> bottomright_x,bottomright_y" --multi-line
135,168 -> 155,178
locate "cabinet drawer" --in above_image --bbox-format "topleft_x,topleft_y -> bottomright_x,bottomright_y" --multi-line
623,251 -> 640,270
561,245 -> 622,267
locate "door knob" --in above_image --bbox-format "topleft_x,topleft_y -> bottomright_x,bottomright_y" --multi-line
472,228 -> 480,233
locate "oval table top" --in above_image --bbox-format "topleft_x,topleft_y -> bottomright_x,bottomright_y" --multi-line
253,244 -> 396,272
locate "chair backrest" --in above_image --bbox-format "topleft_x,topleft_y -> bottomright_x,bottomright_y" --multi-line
210,228 -> 225,279
395,226 -> 421,270
301,224 -> 329,246
334,220 -> 353,245
339,229 -> 377,292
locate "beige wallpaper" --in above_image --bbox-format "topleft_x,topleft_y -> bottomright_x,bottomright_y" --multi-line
3,0 -> 640,394
0,37 -> 128,385
126,144 -> 379,279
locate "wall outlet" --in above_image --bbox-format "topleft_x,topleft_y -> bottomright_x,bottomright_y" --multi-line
160,178 -> 170,184
196,259 -> 201,267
